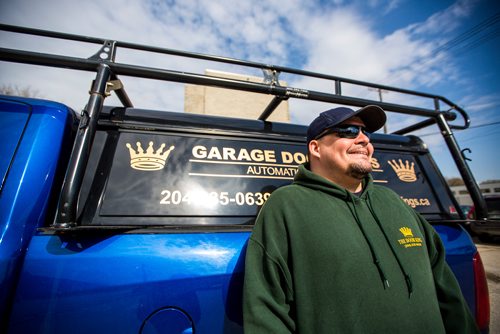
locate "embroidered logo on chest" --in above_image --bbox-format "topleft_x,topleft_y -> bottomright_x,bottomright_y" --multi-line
397,227 -> 423,248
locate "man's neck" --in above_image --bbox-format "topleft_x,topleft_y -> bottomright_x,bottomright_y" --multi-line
311,166 -> 363,193
336,178 -> 363,193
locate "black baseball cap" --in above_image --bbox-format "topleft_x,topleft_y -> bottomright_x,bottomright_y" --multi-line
306,105 -> 386,144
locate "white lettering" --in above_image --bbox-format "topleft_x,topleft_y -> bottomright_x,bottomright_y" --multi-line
281,151 -> 307,164
192,145 -> 207,159
237,149 -> 251,161
246,166 -> 298,177
207,147 -> 223,160
222,147 -> 237,160
192,145 -> 297,164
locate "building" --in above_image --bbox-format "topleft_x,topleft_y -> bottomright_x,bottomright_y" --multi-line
184,69 -> 290,122
451,180 -> 500,206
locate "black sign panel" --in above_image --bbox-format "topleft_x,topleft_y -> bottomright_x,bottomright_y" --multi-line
101,133 -> 306,216
370,152 -> 437,213
100,132 -> 439,218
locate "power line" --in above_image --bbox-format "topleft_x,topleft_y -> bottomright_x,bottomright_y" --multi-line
418,120 -> 500,137
468,120 -> 500,129
428,12 -> 500,56
384,11 -> 500,84
459,129 -> 500,144
453,27 -> 500,56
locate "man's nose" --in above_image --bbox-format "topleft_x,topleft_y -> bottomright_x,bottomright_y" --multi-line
355,130 -> 370,143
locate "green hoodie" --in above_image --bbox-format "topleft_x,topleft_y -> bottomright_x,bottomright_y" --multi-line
243,164 -> 478,334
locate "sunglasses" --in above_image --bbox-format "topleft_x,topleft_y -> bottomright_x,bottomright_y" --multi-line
315,124 -> 371,140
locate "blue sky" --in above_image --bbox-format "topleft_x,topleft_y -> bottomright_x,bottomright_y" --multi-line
0,0 -> 499,183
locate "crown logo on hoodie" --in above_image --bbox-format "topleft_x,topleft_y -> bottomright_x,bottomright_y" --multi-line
399,227 -> 414,238
398,226 -> 422,248
388,159 -> 417,182
126,141 -> 175,171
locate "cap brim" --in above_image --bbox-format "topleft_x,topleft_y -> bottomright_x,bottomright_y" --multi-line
353,105 -> 387,132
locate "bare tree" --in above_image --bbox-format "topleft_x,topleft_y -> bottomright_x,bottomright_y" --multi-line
447,177 -> 464,186
0,84 -> 40,98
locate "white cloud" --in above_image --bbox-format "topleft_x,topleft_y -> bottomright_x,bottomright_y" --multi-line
406,0 -> 477,36
463,94 -> 499,113
0,0 -> 486,121
366,0 -> 402,15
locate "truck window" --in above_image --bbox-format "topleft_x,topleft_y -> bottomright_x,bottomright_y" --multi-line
81,130 -> 443,226
99,132 -> 304,217
372,152 -> 438,213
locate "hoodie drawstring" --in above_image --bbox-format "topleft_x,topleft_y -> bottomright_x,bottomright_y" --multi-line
366,193 -> 414,298
346,193 -> 390,290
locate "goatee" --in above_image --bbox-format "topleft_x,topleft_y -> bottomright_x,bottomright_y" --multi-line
348,162 -> 372,179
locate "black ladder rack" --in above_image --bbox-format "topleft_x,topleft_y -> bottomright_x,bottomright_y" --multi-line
0,23 -> 487,225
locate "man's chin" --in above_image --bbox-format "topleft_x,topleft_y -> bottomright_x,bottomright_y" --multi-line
348,162 -> 372,179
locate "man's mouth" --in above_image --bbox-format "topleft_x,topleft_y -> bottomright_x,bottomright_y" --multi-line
348,150 -> 368,157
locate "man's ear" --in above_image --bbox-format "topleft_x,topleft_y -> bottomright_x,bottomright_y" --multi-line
308,140 -> 321,159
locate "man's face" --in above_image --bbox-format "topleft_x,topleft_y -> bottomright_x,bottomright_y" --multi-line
314,117 -> 374,180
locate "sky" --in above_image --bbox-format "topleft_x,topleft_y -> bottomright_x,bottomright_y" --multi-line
0,0 -> 499,183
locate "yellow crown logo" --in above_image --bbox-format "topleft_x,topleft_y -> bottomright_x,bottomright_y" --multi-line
399,227 -> 414,238
126,141 -> 175,171
388,159 -> 417,182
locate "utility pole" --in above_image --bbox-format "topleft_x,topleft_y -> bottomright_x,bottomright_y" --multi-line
368,87 -> 389,133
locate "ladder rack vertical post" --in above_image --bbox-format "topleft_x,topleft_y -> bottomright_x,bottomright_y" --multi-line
435,112 -> 488,220
53,64 -> 112,228
334,80 -> 342,95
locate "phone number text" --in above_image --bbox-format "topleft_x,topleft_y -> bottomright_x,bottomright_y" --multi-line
160,190 -> 271,206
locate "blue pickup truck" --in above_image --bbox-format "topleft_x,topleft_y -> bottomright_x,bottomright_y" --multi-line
0,24 -> 491,333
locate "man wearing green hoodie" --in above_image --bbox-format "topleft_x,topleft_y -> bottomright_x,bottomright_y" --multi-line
243,105 -> 479,333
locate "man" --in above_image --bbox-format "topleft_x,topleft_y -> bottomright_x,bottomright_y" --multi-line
243,105 -> 479,333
